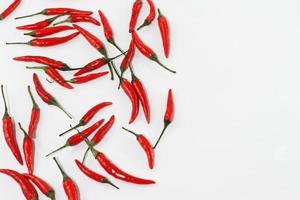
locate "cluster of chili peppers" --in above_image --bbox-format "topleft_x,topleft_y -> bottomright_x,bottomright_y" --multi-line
0,1 -> 176,199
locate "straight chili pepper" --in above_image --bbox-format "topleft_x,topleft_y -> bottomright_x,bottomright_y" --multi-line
46,119 -> 104,157
53,157 -> 79,200
0,169 -> 38,200
129,0 -> 143,33
153,89 -> 174,149
24,25 -> 74,38
0,0 -> 21,20
132,31 -> 175,73
122,127 -> 154,169
59,102 -> 112,136
66,71 -> 109,84
18,123 -> 35,174
137,0 -> 156,30
27,86 -> 40,138
120,39 -> 135,77
157,8 -> 170,58
1,85 -> 23,165
75,160 -> 119,189
16,14 -> 64,30
6,32 -> 80,47
16,8 -> 93,19
23,173 -> 55,200
33,73 -> 72,119
54,15 -> 100,26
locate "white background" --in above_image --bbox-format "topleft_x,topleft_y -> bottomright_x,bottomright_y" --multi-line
0,0 -> 300,199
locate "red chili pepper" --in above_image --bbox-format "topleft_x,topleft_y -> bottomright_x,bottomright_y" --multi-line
137,0 -> 156,30
27,66 -> 73,89
75,160 -> 119,189
120,40 -> 135,77
0,169 -> 38,200
67,71 -> 109,84
0,0 -> 21,20
53,157 -> 79,200
46,119 -> 104,157
23,173 -> 55,200
54,15 -> 100,26
157,8 -> 170,58
1,85 -> 23,165
33,73 -> 72,119
122,127 -> 154,169
16,14 -> 63,30
153,89 -> 174,149
24,25 -> 74,38
18,123 -> 35,174
132,31 -> 175,73
59,102 -> 112,136
6,32 -> 80,47
27,86 -> 40,138
129,0 -> 143,33
15,8 -> 93,19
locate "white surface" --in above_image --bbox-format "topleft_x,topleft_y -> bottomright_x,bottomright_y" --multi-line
0,0 -> 300,199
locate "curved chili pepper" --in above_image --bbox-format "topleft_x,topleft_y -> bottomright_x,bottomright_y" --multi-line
120,40 -> 135,77
54,15 -> 100,26
16,8 -> 93,19
0,169 -> 38,200
153,89 -> 174,149
67,71 -> 109,84
27,66 -> 73,89
6,32 -> 80,47
53,157 -> 79,200
23,173 -> 55,200
33,73 -> 72,119
27,86 -> 40,138
0,0 -> 21,20
157,8 -> 170,58
129,0 -> 143,33
132,31 -> 176,73
137,0 -> 156,30
46,119 -> 104,157
59,102 -> 112,136
122,127 -> 154,169
18,123 -> 35,174
1,85 -> 23,165
24,25 -> 74,38
14,55 -> 72,71
75,160 -> 119,189
16,14 -> 63,31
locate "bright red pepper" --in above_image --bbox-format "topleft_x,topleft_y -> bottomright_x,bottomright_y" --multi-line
1,85 -> 23,165
129,0 -> 143,33
27,86 -> 40,138
120,40 -> 135,77
24,25 -> 74,38
16,14 -> 63,30
33,73 -> 72,119
0,0 -> 21,20
54,15 -> 100,26
67,71 -> 109,84
158,8 -> 170,58
23,173 -> 55,200
137,0 -> 156,30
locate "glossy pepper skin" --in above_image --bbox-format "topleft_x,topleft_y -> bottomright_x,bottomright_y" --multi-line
54,15 -> 100,26
23,173 -> 55,200
0,169 -> 38,200
137,0 -> 156,30
67,71 -> 109,84
24,25 -> 74,38
0,0 -> 21,20
1,85 -> 23,165
120,40 -> 135,77
19,123 -> 35,174
157,8 -> 170,58
27,86 -> 40,138
129,0 -> 143,33
16,14 -> 63,30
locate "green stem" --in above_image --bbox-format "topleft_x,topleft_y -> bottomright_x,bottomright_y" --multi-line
53,18 -> 70,26
82,148 -> 89,164
53,157 -> 68,179
18,123 -> 29,137
15,11 -> 43,19
46,144 -> 68,157
153,122 -> 169,149
104,178 -> 120,189
59,123 -> 83,137
28,85 -> 39,109
1,85 -> 8,116
152,57 -> 176,74
26,66 -> 47,70
122,127 -> 138,137
6,42 -> 29,45
137,21 -> 147,31
51,99 -> 72,119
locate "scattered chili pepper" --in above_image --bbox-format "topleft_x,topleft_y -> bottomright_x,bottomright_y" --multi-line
16,14 -> 64,30
0,0 -> 21,20
66,71 -> 109,84
157,8 -> 170,58
59,102 -> 112,136
120,40 -> 135,77
33,73 -> 72,119
0,169 -> 38,200
153,89 -> 174,149
46,119 -> 104,157
122,127 -> 154,169
54,15 -> 100,26
24,25 -> 74,38
18,123 -> 35,174
137,0 -> 156,30
23,173 -> 55,200
16,8 -> 93,19
53,157 -> 80,200
129,0 -> 143,33
1,85 -> 23,165
132,31 -> 176,73
6,32 -> 80,47
75,160 -> 119,189
27,86 -> 40,138
27,66 -> 73,89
